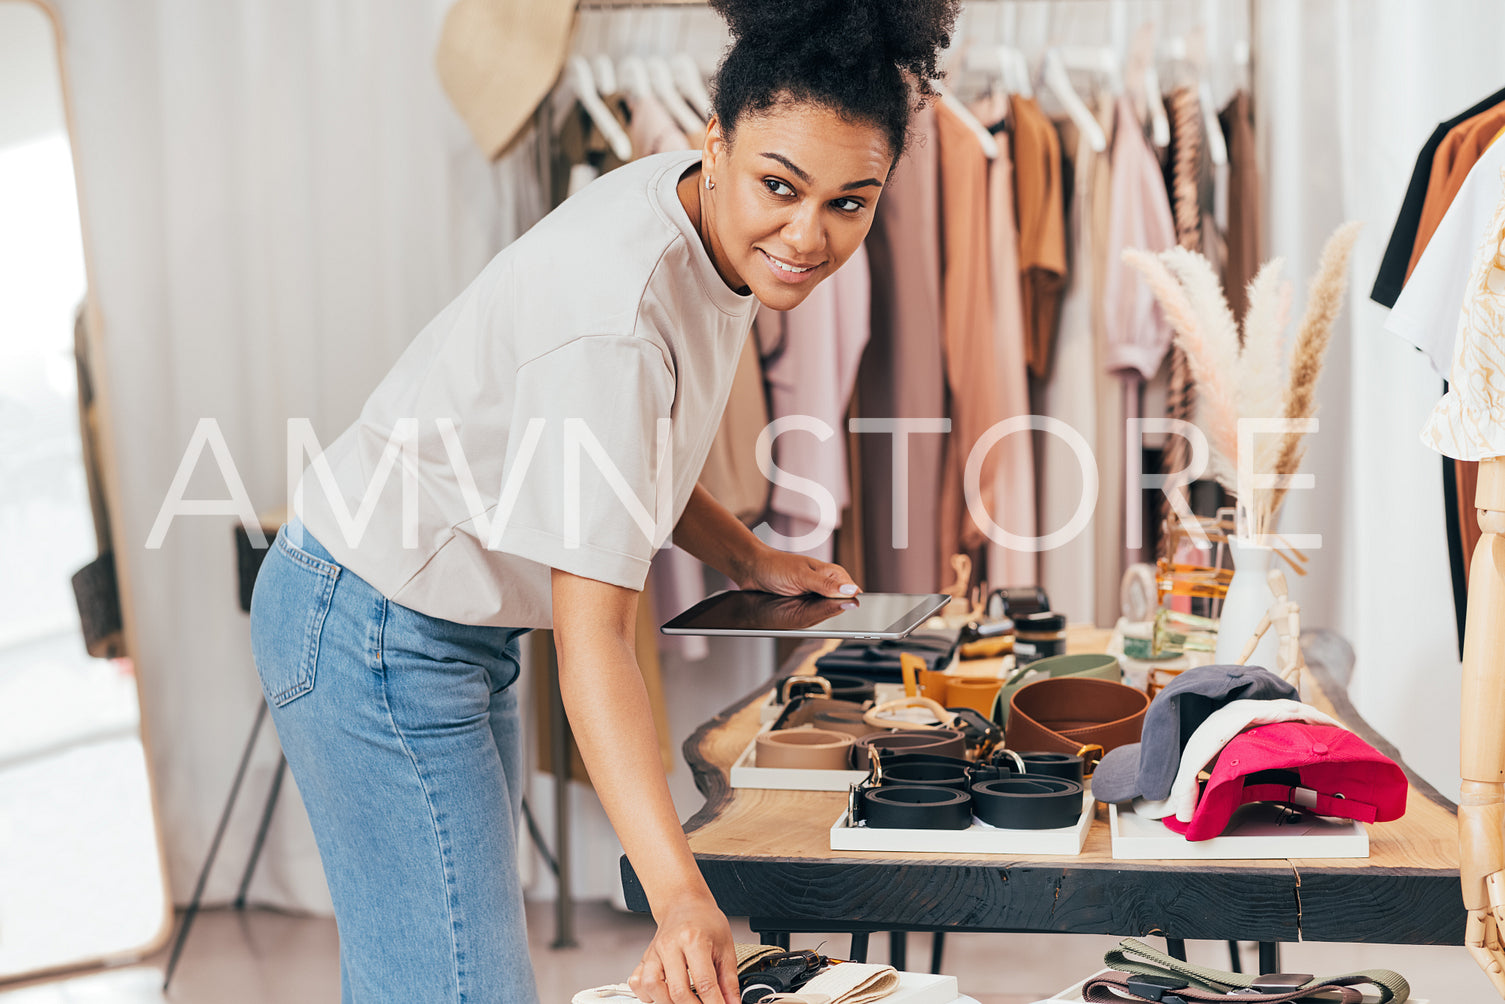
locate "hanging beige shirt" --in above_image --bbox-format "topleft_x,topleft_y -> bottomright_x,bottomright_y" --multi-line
297,150 -> 757,627
1423,169 -> 1505,462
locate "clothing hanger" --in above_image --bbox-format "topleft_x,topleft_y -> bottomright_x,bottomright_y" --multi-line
617,55 -> 654,103
1143,63 -> 1171,148
1162,36 -> 1228,166
567,56 -> 633,162
647,55 -> 705,136
670,53 -> 712,120
932,81 -> 999,159
1059,45 -> 1122,96
1008,49 -> 1034,99
1040,48 -> 1109,152
591,54 -> 618,96
1123,22 -> 1169,147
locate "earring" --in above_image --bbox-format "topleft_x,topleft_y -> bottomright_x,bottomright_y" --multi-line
704,177 -> 714,190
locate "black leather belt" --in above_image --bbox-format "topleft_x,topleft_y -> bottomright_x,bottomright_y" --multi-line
850,750 -> 1085,831
1013,751 -> 1085,784
859,785 -> 973,829
971,776 -> 1084,830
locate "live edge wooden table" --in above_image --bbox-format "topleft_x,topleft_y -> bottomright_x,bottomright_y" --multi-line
620,628 -> 1465,965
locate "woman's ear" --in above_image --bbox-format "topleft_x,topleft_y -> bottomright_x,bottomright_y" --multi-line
702,114 -> 726,182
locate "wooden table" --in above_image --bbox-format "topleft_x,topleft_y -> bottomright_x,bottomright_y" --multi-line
620,630 -> 1466,951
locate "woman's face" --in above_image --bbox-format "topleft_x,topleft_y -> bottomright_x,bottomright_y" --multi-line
699,102 -> 892,311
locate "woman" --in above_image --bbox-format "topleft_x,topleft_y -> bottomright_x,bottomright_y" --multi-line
249,1 -> 959,1001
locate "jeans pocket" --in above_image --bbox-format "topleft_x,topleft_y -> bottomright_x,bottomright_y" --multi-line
249,528 -> 341,707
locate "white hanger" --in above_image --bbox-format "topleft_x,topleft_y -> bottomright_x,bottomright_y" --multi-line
1008,49 -> 1034,98
932,81 -> 998,159
567,56 -> 633,162
1199,78 -> 1229,166
1162,36 -> 1227,166
1059,45 -> 1123,96
617,56 -> 653,102
591,54 -> 618,96
1041,48 -> 1108,152
647,55 -> 705,136
1143,62 -> 1170,148
670,53 -> 713,119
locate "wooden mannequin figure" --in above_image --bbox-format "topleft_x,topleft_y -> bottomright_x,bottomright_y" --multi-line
1460,458 -> 1505,995
1235,567 -> 1306,690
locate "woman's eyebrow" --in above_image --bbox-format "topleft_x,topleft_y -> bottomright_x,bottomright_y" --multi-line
759,152 -> 883,192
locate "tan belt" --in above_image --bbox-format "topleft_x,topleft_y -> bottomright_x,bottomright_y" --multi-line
1004,677 -> 1149,773
755,728 -> 855,770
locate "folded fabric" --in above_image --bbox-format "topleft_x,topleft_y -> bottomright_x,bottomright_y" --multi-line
795,961 -> 900,1004
1131,698 -> 1342,821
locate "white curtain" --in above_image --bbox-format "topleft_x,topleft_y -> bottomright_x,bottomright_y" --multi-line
52,0 -> 549,912
51,0 -> 1494,916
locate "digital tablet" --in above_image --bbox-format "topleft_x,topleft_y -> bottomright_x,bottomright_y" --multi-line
660,590 -> 951,640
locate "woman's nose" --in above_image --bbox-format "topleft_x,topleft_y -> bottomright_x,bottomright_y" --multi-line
781,204 -> 826,258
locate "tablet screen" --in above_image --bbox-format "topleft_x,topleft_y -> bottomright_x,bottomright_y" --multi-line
660,590 -> 951,639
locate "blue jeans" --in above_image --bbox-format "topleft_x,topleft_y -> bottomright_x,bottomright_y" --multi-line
249,519 -> 537,1003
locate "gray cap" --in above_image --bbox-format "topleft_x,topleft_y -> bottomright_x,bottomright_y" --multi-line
1090,664 -> 1297,804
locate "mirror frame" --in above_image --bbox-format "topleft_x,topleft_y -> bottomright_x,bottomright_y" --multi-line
3,0 -> 174,983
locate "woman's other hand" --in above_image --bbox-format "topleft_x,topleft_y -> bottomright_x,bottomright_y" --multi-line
628,893 -> 740,1004
737,544 -> 861,599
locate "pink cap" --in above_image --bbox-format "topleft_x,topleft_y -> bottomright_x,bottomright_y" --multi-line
1163,722 -> 1407,841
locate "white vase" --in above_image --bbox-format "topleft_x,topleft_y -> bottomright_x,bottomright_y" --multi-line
1212,537 -> 1281,671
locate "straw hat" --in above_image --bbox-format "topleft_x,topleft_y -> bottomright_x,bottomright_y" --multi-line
435,0 -> 579,160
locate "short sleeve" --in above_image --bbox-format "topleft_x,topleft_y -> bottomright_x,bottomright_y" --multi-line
490,335 -> 676,590
1387,204 -> 1469,382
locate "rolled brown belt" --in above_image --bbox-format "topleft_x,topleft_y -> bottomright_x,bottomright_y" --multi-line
755,728 -> 855,770
1004,677 -> 1148,772
851,728 -> 967,770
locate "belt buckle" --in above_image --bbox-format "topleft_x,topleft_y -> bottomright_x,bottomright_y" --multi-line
847,753 -> 888,825
1234,973 -> 1315,994
1124,974 -> 1189,1002
1075,744 -> 1105,778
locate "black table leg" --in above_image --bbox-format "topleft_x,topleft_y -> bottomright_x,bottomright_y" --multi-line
849,932 -> 869,962
1164,938 -> 1187,961
1258,942 -> 1281,973
1227,941 -> 1242,972
929,933 -> 945,974
888,931 -> 907,969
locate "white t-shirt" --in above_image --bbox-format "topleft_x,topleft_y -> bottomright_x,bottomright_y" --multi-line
296,151 -> 758,627
1386,136 -> 1505,379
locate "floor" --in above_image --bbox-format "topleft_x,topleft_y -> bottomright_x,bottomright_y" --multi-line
0,900 -> 1486,1003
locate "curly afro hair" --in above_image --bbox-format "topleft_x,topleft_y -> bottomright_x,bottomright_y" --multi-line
707,0 -> 961,164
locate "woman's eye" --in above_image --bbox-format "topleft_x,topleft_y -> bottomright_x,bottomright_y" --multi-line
763,178 -> 794,197
832,197 -> 863,213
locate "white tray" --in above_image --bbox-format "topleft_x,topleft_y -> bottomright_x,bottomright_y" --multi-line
830,792 -> 1093,855
876,970 -> 961,1004
1045,968 -> 1425,1003
1108,801 -> 1369,860
729,731 -> 868,792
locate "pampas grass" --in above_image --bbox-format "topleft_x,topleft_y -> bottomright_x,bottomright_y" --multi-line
1123,220 -> 1361,538
1268,221 -> 1364,514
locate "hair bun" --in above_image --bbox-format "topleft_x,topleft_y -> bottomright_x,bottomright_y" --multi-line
709,0 -> 959,84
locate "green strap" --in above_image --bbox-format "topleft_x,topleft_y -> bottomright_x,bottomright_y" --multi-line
1103,938 -> 1410,1004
